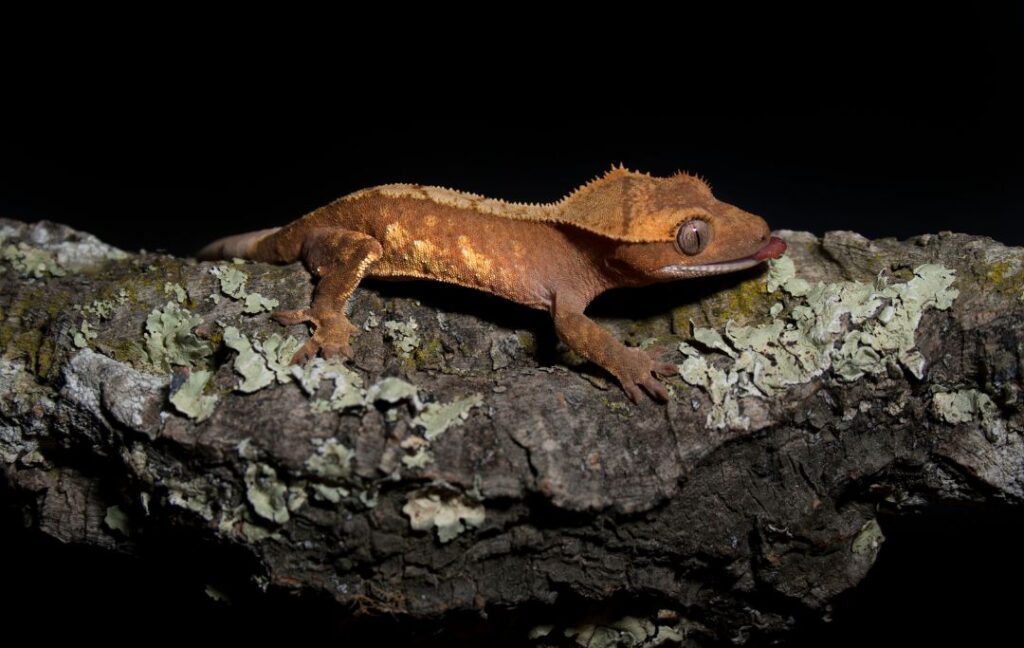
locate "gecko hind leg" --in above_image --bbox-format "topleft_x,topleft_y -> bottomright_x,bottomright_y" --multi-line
271,229 -> 383,364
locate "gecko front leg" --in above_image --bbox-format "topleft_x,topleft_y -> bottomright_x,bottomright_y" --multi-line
272,228 -> 383,364
551,293 -> 678,403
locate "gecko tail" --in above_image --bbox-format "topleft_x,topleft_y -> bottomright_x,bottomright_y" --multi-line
196,227 -> 283,262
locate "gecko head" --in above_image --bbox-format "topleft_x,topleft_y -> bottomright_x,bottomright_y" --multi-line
605,171 -> 786,281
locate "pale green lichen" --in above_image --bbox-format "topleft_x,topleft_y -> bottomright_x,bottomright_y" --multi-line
692,323 -> 737,358
677,341 -> 700,357
766,254 -> 810,296
459,478 -> 480,507
223,326 -> 274,392
412,393 -> 484,440
242,292 -> 279,314
933,389 -> 983,424
217,504 -> 283,543
245,462 -> 290,524
204,585 -> 230,604
73,320 -> 98,348
402,493 -> 485,543
223,326 -> 302,393
679,257 -> 960,429
383,318 -> 421,353
124,444 -> 149,478
144,301 -> 212,371
210,265 -> 248,299
104,505 -> 131,536
366,376 -> 422,408
933,388 -> 1005,441
309,400 -> 334,414
294,357 -> 365,411
400,437 -> 434,469
164,282 -> 187,303
1,242 -> 66,278
650,625 -> 685,646
166,477 -> 215,521
305,437 -> 354,481
528,625 -> 554,640
678,355 -> 747,429
287,483 -> 308,512
609,617 -> 658,645
18,448 -> 45,466
358,489 -> 379,509
236,438 -> 258,462
83,291 -> 126,320
564,625 -> 618,647
211,263 -> 284,316
851,518 -> 885,555
261,333 -> 303,382
310,483 -> 349,503
169,369 -> 218,421
564,616 -> 663,648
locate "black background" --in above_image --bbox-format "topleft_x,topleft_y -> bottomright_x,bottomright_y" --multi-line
2,4 -> 1023,645
1,9 -> 1021,253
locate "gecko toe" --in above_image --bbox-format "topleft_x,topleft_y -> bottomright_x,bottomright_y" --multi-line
653,361 -> 678,377
643,346 -> 678,377
623,383 -> 644,404
290,340 -> 319,365
640,376 -> 670,402
273,308 -> 314,327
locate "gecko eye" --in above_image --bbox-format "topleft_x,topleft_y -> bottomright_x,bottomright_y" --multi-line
677,219 -> 710,255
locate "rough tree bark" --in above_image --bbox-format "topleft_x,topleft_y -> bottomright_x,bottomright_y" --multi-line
1,218 -> 1022,645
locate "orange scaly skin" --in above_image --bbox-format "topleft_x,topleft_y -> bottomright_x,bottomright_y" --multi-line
199,167 -> 786,402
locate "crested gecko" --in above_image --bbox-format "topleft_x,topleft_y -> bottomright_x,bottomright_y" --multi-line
199,166 -> 786,402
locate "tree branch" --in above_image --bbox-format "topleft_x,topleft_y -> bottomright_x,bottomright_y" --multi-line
1,219 -> 1022,644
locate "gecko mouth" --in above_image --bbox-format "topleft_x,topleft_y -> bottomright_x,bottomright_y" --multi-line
658,236 -> 787,279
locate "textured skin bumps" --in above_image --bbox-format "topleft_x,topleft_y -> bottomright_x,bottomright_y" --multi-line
199,167 -> 785,401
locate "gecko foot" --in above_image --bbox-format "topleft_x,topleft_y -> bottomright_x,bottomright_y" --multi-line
616,347 -> 678,404
272,308 -> 358,364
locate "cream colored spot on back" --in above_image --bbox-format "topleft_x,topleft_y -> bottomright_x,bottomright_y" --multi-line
405,239 -> 436,273
457,235 -> 493,277
412,239 -> 436,259
384,222 -> 413,249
